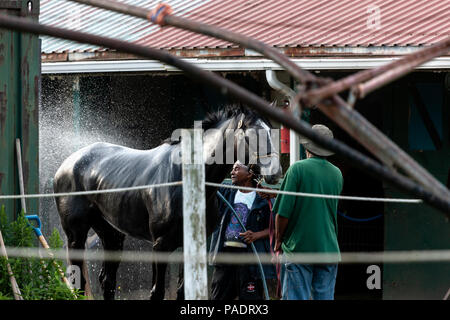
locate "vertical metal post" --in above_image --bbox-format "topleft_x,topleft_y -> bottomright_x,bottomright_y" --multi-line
289,131 -> 300,165
181,128 -> 208,300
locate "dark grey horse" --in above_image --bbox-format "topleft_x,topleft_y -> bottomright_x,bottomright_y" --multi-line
53,105 -> 282,300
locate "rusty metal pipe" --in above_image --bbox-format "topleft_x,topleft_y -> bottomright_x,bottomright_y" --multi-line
165,18 -> 450,197
67,0 -> 450,199
68,0 -> 450,199
305,36 -> 450,103
164,5 -> 450,198
317,94 -> 450,198
353,43 -> 450,99
1,14 -> 449,216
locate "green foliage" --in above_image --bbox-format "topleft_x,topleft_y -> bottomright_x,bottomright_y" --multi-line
0,205 -> 85,300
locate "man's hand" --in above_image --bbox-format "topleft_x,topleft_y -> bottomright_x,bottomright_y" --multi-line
274,214 -> 289,261
272,239 -> 282,264
274,239 -> 282,254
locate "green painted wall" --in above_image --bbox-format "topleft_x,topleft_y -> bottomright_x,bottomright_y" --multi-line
0,1 -> 40,220
381,72 -> 450,299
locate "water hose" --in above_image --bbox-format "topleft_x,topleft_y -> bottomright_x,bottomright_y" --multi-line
216,191 -> 270,300
267,199 -> 282,299
337,211 -> 383,222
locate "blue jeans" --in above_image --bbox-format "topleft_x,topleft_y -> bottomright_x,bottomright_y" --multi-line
281,259 -> 338,300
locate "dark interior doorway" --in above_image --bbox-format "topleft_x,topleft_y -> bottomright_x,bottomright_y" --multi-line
308,72 -> 385,300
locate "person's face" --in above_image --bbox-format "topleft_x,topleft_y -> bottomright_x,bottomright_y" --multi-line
230,162 -> 252,186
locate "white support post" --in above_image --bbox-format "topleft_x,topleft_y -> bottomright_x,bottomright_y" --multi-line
290,131 -> 300,165
265,70 -> 301,165
181,128 -> 208,300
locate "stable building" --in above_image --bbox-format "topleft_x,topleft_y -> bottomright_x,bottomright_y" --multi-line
37,0 -> 450,300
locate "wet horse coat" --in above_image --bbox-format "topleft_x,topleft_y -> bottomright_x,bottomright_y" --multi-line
53,106 -> 281,300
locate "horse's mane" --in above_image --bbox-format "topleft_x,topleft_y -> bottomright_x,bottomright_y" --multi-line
201,104 -> 262,131
161,104 -> 267,145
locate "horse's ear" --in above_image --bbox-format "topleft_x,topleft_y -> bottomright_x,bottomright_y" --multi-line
237,113 -> 245,129
161,136 -> 181,145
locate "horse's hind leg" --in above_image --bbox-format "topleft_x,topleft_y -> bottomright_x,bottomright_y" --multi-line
92,217 -> 125,300
149,235 -> 178,300
58,198 -> 92,297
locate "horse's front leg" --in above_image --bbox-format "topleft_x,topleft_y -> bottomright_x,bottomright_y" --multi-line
149,237 -> 168,300
150,260 -> 168,300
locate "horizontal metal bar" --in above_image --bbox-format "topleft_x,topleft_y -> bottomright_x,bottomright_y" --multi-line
3,246 -> 450,264
353,50 -> 450,98
305,36 -> 450,104
206,182 -> 422,203
40,57 -> 450,74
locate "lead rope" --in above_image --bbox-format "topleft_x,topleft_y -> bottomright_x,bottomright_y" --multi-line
268,200 -> 282,299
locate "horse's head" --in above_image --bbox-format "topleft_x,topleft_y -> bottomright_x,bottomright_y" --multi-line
202,105 -> 282,185
232,108 -> 282,185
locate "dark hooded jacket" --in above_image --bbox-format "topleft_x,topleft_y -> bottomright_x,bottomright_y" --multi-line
209,186 -> 276,280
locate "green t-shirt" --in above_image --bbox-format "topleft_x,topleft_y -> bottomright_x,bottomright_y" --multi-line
272,157 -> 343,256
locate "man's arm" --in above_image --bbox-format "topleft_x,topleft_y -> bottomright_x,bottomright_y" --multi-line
274,214 -> 289,253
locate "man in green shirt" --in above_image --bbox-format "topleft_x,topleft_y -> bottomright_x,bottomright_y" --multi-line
273,124 -> 343,300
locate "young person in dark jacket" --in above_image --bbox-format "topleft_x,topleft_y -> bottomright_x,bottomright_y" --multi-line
209,161 -> 276,300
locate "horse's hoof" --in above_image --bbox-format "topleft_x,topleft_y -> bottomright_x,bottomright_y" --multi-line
103,291 -> 116,301
149,288 -> 164,300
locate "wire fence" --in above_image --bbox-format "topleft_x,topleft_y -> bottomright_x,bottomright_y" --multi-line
0,180 -> 442,266
3,246 -> 450,265
0,181 -> 183,200
0,180 -> 422,203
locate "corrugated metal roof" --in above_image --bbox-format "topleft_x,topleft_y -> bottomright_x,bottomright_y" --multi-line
40,0 -> 213,52
40,0 -> 450,54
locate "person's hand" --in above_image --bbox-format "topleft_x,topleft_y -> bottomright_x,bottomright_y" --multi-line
274,239 -> 281,253
257,190 -> 274,200
239,230 -> 259,244
272,240 -> 282,264
256,184 -> 276,199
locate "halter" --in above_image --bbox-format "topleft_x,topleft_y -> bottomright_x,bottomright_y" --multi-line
234,113 -> 279,169
249,151 -> 279,165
